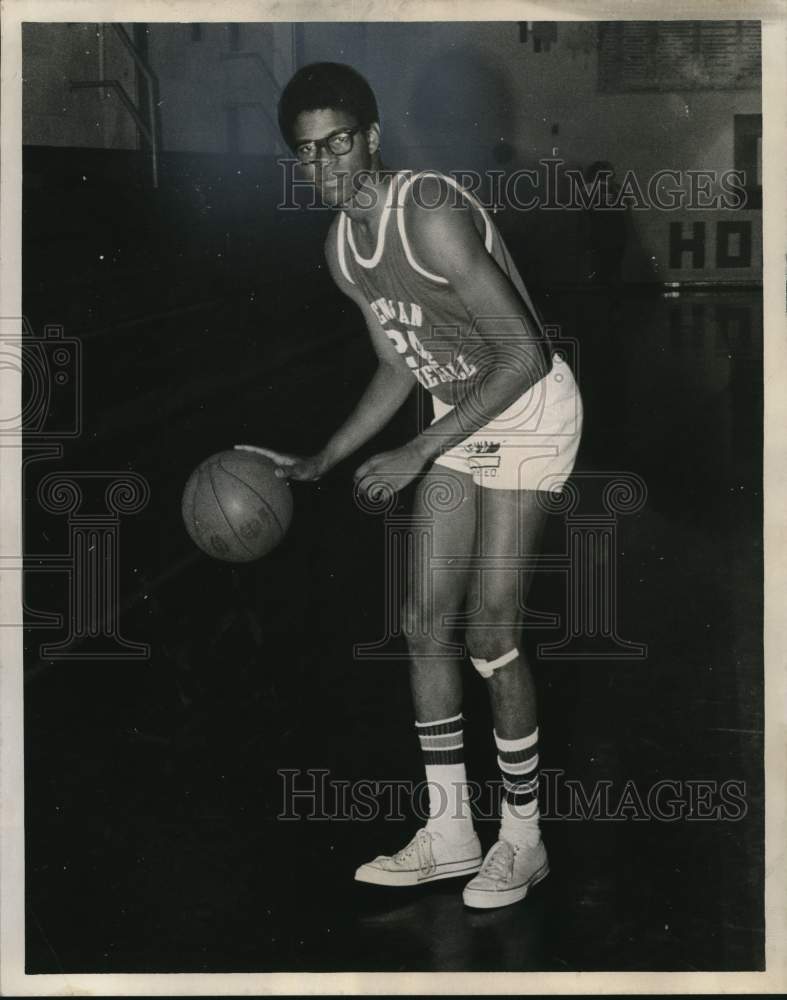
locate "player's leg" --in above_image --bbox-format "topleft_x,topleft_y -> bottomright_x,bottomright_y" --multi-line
469,487 -> 546,737
462,485 -> 551,908
405,466 -> 478,721
406,466 -> 478,851
355,464 -> 483,886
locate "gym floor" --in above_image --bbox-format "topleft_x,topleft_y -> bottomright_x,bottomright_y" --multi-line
21,153 -> 763,974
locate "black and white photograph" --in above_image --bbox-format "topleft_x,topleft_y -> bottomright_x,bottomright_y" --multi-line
1,1 -> 785,994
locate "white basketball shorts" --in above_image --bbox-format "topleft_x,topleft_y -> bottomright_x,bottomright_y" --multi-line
430,353 -> 583,493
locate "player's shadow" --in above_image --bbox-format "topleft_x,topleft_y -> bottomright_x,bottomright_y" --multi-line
401,44 -> 518,174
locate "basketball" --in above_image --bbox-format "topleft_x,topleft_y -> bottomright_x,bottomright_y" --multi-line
181,450 -> 293,563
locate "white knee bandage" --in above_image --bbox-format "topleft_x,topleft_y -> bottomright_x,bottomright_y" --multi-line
470,647 -> 519,679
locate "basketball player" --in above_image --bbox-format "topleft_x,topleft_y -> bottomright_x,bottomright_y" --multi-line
240,63 -> 582,909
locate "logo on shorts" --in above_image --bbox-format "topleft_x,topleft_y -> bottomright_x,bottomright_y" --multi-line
464,441 -> 501,477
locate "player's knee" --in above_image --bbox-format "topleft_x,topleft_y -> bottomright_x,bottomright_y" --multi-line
404,630 -> 439,659
465,629 -> 517,662
402,598 -> 453,657
465,595 -> 518,662
401,597 -> 422,642
465,626 -> 519,669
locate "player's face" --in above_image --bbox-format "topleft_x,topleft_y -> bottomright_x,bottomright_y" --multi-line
291,109 -> 375,207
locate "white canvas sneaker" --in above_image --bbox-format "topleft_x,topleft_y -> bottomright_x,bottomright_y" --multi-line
354,827 -> 483,887
462,837 -> 549,909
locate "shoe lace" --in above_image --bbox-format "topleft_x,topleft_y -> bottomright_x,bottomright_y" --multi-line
393,829 -> 437,875
480,840 -> 515,881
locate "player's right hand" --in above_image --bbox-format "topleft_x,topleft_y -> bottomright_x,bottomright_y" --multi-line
234,444 -> 324,481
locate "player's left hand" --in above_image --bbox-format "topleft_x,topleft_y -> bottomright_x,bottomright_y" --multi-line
354,444 -> 428,502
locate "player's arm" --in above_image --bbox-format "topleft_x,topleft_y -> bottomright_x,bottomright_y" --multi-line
403,175 -> 551,464
315,225 -> 417,474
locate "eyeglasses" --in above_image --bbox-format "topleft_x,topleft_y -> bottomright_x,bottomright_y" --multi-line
294,125 -> 363,165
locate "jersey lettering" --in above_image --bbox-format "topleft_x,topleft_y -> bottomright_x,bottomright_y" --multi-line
407,330 -> 433,361
371,297 -> 423,329
374,299 -> 477,387
385,328 -> 408,354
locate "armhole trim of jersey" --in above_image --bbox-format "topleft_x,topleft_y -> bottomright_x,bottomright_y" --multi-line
346,180 -> 398,268
336,212 -> 356,285
396,170 -> 494,284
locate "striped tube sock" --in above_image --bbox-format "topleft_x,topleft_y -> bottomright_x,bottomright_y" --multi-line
416,713 -> 475,842
495,727 -> 541,848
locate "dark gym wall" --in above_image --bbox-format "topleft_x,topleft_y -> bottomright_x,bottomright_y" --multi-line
22,21 -> 762,285
24,22 -> 759,167
23,23 -> 139,149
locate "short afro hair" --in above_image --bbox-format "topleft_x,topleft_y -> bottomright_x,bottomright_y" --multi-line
278,62 -> 379,150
